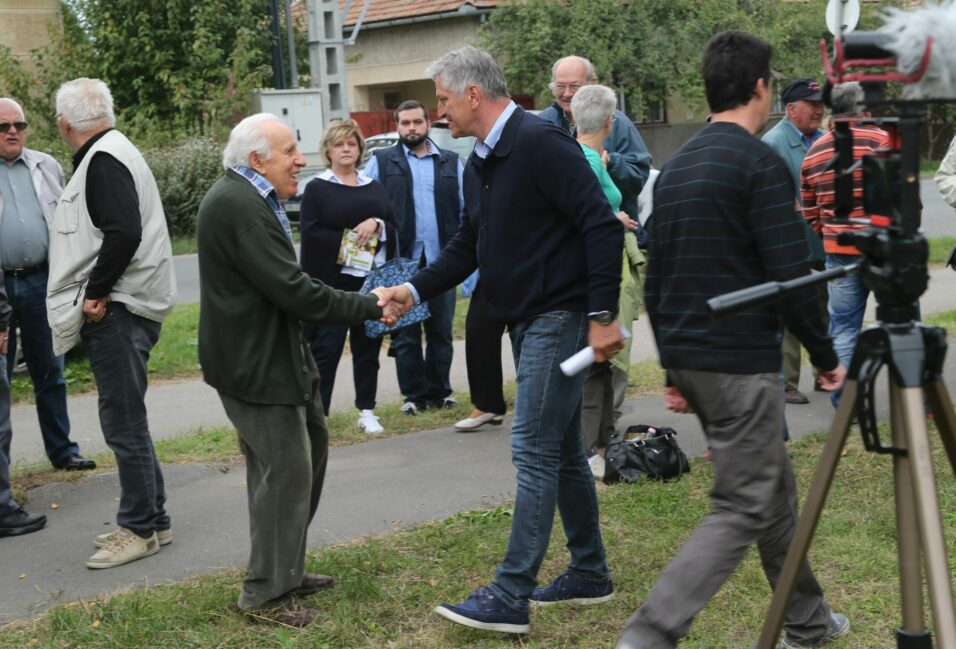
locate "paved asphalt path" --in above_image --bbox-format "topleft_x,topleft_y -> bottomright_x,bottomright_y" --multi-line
0,180 -> 954,622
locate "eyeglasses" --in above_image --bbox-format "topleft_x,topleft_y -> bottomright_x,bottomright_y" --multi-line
551,83 -> 585,93
0,121 -> 27,133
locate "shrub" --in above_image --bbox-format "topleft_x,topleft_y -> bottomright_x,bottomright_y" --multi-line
146,138 -> 224,237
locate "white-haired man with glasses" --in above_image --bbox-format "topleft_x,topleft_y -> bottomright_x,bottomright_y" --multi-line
0,98 -> 95,476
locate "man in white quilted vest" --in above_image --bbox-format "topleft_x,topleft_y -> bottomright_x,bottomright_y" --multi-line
47,78 -> 177,570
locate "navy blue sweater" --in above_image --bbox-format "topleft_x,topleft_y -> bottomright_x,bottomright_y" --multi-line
411,107 -> 623,323
646,122 -> 837,374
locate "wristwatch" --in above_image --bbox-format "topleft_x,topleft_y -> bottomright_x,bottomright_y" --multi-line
589,311 -> 616,325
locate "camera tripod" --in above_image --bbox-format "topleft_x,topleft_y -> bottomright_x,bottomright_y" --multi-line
754,315 -> 956,649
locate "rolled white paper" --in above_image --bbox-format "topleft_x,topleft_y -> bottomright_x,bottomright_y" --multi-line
560,325 -> 632,377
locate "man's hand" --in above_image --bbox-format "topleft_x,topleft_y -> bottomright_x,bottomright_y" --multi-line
815,363 -> 847,392
371,285 -> 415,325
0,331 -> 8,355
665,386 -> 693,413
601,149 -> 610,168
83,297 -> 108,323
353,218 -> 381,248
589,319 -> 624,363
616,211 -> 638,232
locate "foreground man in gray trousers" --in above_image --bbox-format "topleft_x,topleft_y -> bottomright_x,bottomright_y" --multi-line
618,31 -> 849,649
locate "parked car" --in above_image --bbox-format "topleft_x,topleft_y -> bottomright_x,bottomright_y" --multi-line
283,121 -> 476,221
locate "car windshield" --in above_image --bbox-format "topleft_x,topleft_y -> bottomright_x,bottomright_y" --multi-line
429,124 -> 476,160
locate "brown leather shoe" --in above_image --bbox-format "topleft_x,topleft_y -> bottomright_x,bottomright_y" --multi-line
244,600 -> 319,627
293,573 -> 335,597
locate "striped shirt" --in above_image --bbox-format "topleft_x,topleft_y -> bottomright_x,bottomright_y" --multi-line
800,123 -> 891,255
646,122 -> 836,375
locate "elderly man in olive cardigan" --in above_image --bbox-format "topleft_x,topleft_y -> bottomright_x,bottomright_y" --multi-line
196,113 -> 397,627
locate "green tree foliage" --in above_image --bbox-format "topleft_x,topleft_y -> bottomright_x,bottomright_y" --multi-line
479,0 -> 896,120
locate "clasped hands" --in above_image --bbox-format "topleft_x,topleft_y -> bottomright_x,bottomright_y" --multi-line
370,285 -> 415,327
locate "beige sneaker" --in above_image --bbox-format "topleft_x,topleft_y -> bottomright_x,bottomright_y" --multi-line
95,527 -> 172,548
86,527 -> 160,569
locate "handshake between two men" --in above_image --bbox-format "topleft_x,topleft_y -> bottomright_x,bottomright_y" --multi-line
371,284 -> 626,365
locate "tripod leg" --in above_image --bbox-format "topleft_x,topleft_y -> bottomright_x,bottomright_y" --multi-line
756,381 -> 858,649
925,379 -> 956,478
889,385 -> 931,645
899,386 -> 956,647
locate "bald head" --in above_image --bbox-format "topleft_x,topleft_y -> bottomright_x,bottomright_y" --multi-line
549,56 -> 598,112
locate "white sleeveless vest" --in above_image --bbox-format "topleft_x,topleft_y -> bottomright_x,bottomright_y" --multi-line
46,130 -> 176,355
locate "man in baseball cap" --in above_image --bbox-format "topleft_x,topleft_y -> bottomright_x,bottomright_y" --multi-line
762,77 -> 827,408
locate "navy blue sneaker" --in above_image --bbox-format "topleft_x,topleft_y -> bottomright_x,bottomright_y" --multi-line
434,586 -> 529,634
530,572 -> 614,606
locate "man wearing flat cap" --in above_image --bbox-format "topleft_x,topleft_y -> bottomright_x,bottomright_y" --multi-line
762,78 -> 827,407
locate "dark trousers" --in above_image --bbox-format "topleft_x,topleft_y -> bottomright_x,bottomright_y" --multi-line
219,365 -> 328,611
306,274 -> 383,414
82,303 -> 169,537
0,354 -> 17,515
392,286 -> 455,405
4,270 -> 78,466
619,369 -> 831,648
464,290 -> 506,414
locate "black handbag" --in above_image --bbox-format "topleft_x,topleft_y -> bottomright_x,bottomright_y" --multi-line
603,425 -> 691,484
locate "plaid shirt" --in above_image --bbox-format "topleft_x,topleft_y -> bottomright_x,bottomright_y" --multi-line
231,166 -> 293,241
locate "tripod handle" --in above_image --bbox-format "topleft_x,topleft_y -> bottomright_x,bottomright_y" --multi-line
708,262 -> 861,317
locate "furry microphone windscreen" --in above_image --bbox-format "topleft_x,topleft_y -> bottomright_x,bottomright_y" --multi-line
881,1 -> 956,99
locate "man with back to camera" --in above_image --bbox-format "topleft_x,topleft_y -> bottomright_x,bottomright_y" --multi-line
0,97 -> 95,472
373,45 -> 624,635
801,81 -> 892,407
49,78 -> 176,569
617,31 -> 849,649
364,100 -> 464,416
762,77 -> 827,405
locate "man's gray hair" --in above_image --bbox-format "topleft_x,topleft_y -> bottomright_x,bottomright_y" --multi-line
550,55 -> 597,83
830,82 -> 866,116
0,98 -> 25,119
571,85 -> 617,135
222,113 -> 278,170
424,46 -> 509,99
55,78 -> 116,132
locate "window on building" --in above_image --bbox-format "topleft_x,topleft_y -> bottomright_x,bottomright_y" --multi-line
383,90 -> 403,110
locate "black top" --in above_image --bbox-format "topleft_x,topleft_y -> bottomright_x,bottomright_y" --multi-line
299,177 -> 398,289
72,129 -> 142,300
645,121 -> 837,375
410,107 -> 623,323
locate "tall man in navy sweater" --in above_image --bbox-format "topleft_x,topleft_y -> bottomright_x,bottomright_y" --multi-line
375,46 -> 624,635
617,32 -> 849,649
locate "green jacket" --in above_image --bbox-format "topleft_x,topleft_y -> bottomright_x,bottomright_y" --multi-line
197,171 -> 382,406
761,117 -> 825,263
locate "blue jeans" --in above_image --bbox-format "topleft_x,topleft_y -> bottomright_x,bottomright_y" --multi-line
826,254 -> 868,371
4,270 -> 77,466
490,311 -> 610,612
82,303 -> 169,536
392,287 -> 455,404
0,353 -> 17,515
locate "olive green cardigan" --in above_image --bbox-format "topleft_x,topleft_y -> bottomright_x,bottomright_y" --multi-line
197,170 -> 381,406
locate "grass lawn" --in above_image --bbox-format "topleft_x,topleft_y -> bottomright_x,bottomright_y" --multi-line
2,426 -> 954,648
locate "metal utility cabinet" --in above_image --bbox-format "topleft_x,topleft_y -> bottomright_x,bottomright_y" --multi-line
252,89 -> 325,170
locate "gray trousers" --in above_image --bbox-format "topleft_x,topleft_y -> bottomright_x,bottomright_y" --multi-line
219,369 -> 328,611
581,362 -> 628,455
619,370 -> 832,649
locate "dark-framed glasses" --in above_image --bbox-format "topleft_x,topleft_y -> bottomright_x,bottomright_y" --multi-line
0,121 -> 27,133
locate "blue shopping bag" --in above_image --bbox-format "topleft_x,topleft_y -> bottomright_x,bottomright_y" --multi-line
359,257 -> 431,338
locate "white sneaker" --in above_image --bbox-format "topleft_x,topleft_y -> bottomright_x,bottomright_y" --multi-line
588,454 -> 605,480
96,527 -> 172,548
86,527 -> 160,569
357,409 -> 384,434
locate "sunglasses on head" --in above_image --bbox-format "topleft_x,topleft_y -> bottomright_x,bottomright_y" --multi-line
0,122 -> 27,133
